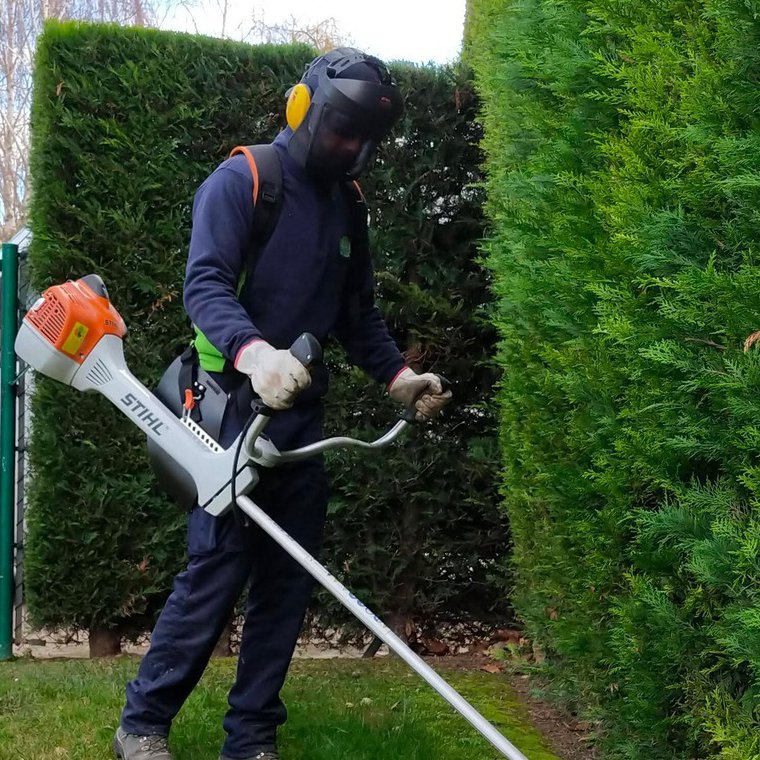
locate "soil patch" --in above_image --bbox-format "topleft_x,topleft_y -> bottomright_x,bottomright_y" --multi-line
431,653 -> 599,760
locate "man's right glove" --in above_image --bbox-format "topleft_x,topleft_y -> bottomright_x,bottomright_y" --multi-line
235,339 -> 312,410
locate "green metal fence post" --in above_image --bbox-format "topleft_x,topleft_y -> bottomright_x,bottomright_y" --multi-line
0,242 -> 19,661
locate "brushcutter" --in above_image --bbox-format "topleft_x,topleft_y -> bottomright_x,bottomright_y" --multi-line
15,274 -> 529,760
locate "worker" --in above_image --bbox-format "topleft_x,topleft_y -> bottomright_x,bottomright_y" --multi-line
114,47 -> 452,760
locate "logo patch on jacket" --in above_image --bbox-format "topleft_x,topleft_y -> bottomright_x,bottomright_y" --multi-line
339,236 -> 351,258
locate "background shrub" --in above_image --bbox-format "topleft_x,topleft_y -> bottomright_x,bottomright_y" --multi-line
25,21 -> 509,649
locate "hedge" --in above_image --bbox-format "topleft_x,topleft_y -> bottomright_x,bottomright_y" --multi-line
469,0 -> 760,757
25,21 -> 509,649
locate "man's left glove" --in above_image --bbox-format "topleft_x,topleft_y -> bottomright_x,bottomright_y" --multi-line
388,367 -> 452,422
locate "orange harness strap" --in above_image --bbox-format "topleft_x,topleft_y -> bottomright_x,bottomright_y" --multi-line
229,145 -> 260,205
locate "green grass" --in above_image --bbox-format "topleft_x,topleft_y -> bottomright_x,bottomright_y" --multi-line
0,657 -> 561,760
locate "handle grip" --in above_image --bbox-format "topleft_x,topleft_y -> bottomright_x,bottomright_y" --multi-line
250,333 -> 323,416
289,332 -> 322,368
401,374 -> 452,423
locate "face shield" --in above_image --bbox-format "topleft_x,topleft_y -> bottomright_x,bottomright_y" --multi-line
288,71 -> 404,181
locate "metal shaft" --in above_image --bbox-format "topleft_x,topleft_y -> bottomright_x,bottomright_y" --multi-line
274,420 -> 410,462
236,493 -> 528,760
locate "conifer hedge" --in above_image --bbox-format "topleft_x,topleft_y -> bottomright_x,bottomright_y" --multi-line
470,0 -> 760,757
25,22 -> 507,648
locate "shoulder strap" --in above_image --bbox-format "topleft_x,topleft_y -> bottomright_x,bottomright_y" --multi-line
229,144 -> 283,248
340,180 -> 370,363
193,145 -> 284,374
350,180 -> 366,205
343,179 -> 369,257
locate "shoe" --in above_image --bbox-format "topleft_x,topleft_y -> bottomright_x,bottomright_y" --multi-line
113,726 -> 175,759
218,752 -> 280,760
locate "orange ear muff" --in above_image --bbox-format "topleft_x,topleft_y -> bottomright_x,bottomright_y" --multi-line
286,83 -> 312,131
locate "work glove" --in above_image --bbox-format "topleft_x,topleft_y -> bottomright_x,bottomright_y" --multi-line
388,367 -> 452,422
235,339 -> 311,410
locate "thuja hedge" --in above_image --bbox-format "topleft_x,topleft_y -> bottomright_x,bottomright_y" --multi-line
470,0 -> 760,758
25,21 -> 508,646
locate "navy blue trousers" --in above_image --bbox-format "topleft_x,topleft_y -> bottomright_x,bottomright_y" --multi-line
121,396 -> 327,758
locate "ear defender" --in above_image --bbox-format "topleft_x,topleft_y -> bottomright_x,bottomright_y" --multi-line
286,83 -> 312,131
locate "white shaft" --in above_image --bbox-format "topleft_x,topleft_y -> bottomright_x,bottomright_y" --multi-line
72,334 -> 255,514
74,334 -> 217,456
236,494 -> 528,760
97,360 -> 210,451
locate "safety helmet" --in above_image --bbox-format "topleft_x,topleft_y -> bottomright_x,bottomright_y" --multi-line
285,47 -> 404,181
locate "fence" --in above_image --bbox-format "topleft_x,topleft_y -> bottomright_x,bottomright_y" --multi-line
1,229 -> 32,659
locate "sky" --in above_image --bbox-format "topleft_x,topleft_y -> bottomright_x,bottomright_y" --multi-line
158,0 -> 467,65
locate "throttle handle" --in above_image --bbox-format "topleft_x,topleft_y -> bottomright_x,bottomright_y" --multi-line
401,374 -> 452,423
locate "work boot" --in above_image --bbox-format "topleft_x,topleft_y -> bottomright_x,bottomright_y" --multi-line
218,753 -> 280,760
113,726 -> 174,759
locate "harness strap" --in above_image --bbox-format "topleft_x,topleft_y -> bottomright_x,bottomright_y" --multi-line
342,180 -> 369,364
178,345 -> 202,423
193,145 -> 284,373
230,145 -> 261,205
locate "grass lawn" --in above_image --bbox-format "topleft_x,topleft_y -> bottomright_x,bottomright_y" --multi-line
0,656 -> 561,760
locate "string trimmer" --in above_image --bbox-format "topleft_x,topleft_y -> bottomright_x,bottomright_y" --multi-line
15,274 -> 528,760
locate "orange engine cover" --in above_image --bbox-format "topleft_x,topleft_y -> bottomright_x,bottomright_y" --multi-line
26,276 -> 127,364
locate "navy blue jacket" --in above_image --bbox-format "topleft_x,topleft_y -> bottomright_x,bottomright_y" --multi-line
183,130 -> 406,402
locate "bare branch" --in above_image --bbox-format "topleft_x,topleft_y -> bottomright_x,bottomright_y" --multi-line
0,0 -> 352,242
247,13 -> 352,51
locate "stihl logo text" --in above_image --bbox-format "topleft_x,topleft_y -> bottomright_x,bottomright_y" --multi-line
121,393 -> 165,435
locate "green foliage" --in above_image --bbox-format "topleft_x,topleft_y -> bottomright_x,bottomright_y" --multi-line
26,20 -> 310,639
318,64 -> 510,635
26,22 -> 507,641
470,0 -> 760,756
